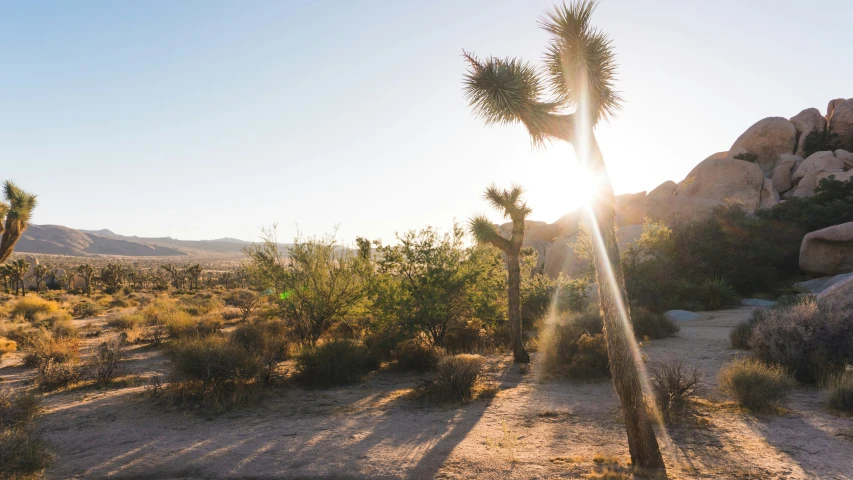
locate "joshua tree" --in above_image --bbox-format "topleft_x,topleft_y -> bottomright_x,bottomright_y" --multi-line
99,263 -> 126,294
33,263 -> 50,294
8,259 -> 29,296
186,264 -> 203,290
462,1 -> 665,471
0,264 -> 12,293
469,185 -> 531,363
0,181 -> 38,263
76,264 -> 95,297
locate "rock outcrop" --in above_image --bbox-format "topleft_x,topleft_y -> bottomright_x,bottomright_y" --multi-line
648,180 -> 676,198
771,154 -> 800,193
799,222 -> 853,276
729,117 -> 797,174
673,157 -> 765,211
790,108 -> 827,157
828,99 -> 853,151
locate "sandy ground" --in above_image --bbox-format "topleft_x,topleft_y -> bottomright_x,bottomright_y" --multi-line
4,307 -> 853,479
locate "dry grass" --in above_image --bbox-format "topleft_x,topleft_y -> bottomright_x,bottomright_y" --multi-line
8,295 -> 59,321
719,358 -> 795,412
434,354 -> 485,402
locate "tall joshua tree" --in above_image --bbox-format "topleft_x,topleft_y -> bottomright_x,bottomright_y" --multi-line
462,1 -> 665,471
469,185 -> 531,363
0,181 -> 38,263
9,258 -> 29,296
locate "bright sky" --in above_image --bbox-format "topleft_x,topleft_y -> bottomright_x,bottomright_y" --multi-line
2,1 -> 851,243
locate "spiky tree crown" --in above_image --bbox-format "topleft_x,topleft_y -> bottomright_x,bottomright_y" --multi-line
463,0 -> 622,144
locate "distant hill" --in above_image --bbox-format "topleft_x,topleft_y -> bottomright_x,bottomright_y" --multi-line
15,225 -> 285,257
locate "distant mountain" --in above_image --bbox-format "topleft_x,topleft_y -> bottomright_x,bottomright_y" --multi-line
16,225 -> 284,257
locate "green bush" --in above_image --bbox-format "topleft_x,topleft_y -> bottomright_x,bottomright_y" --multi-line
434,354 -> 485,402
730,307 -> 771,350
70,300 -> 103,319
802,127 -> 839,157
9,295 -> 59,321
719,358 -> 794,411
631,307 -> 679,339
392,339 -> 444,372
0,389 -> 51,478
169,336 -> 261,397
826,372 -> 853,412
733,152 -> 759,163
540,313 -> 610,379
749,297 -> 853,382
698,277 -> 738,310
295,340 -> 378,386
106,312 -> 145,331
230,320 -> 289,383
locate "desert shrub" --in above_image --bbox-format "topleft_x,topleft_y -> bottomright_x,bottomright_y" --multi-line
0,389 -> 40,429
230,320 -> 289,383
178,294 -> 223,316
31,309 -> 71,328
165,313 -> 222,340
0,389 -> 51,479
0,337 -> 16,357
169,336 -> 261,398
650,359 -> 702,420
36,359 -> 81,390
749,298 -> 853,382
106,311 -> 145,331
8,295 -> 58,321
22,329 -> 79,367
733,152 -> 759,163
631,307 -> 679,339
540,313 -> 610,379
107,294 -> 137,309
826,371 -> 853,412
87,337 -> 126,385
698,277 -> 738,310
802,127 -> 839,158
295,340 -> 378,386
392,339 -> 444,372
719,358 -> 794,411
434,354 -> 485,402
70,300 -> 103,318
443,326 -> 484,354
730,306 -> 773,350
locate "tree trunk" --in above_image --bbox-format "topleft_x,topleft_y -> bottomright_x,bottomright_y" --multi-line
507,252 -> 529,363
579,136 -> 665,472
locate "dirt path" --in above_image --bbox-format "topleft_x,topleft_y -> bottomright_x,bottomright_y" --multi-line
12,307 -> 853,479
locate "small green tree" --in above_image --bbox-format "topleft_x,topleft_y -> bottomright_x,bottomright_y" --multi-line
8,259 -> 29,296
32,264 -> 50,294
99,263 -> 126,294
75,264 -> 95,296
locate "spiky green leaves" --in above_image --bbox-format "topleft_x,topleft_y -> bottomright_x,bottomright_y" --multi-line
468,214 -> 509,251
3,181 -> 37,224
540,0 -> 622,123
483,184 -> 532,221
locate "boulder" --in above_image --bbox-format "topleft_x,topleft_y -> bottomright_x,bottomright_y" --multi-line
741,299 -> 776,307
799,221 -> 853,276
729,117 -> 797,174
616,224 -> 644,251
790,108 -> 827,156
648,180 -> 676,198
790,171 -> 818,198
792,151 -> 844,182
771,154 -> 800,193
835,149 -> 853,169
827,98 -> 847,121
552,211 -> 582,238
829,99 -> 853,151
759,177 -> 780,209
664,310 -> 700,322
642,196 -> 723,225
816,170 -> 853,184
615,191 -> 649,226
543,234 -> 589,280
500,220 -> 562,244
673,157 -> 765,211
793,272 -> 853,295
71,274 -> 87,291
818,273 -> 853,310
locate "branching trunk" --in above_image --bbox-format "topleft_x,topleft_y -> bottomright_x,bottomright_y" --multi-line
506,252 -> 529,363
580,134 -> 664,471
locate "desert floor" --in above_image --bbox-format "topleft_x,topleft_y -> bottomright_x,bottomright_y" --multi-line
3,307 -> 853,479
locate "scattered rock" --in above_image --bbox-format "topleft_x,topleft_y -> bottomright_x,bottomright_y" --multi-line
664,310 -> 700,322
729,117 -> 797,174
799,222 -> 853,276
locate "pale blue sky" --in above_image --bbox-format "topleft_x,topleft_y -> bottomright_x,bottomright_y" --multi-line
2,1 -> 851,243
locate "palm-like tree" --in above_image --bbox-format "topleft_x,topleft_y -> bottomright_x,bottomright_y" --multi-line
76,264 -> 95,297
462,1 -> 665,471
0,181 -> 38,264
8,259 -> 30,296
469,185 -> 531,363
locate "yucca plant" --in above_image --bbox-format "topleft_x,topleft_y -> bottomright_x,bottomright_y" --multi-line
8,258 -> 29,296
462,0 -> 664,470
0,181 -> 38,263
469,185 -> 532,363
